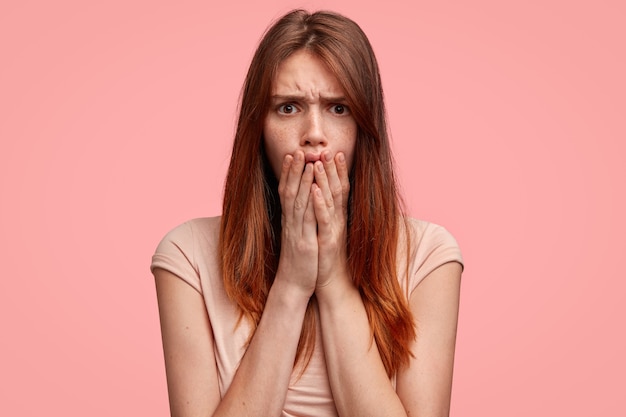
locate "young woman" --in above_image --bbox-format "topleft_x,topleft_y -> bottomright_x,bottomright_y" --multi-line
151,9 -> 463,417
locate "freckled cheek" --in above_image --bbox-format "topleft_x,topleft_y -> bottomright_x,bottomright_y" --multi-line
263,122 -> 295,177
337,123 -> 358,171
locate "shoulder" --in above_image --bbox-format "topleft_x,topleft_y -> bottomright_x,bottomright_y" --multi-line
150,216 -> 222,292
166,216 -> 221,239
154,217 -> 221,251
405,218 -> 462,259
402,217 -> 464,293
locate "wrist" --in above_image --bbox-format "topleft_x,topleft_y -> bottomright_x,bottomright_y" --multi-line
270,273 -> 314,311
315,271 -> 357,305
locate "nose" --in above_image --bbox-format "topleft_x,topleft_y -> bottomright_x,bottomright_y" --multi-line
301,108 -> 327,147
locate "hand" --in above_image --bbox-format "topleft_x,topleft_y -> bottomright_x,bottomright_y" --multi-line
275,150 -> 319,297
312,151 -> 351,288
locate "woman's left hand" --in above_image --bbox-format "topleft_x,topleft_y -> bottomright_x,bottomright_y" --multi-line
312,151 -> 351,287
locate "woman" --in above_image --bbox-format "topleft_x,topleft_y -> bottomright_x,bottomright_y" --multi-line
151,9 -> 463,417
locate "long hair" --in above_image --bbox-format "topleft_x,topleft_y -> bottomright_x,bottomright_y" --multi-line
219,9 -> 415,376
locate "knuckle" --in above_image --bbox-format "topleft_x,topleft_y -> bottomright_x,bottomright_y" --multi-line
296,240 -> 316,254
290,162 -> 302,173
282,186 -> 296,200
318,214 -> 331,226
293,197 -> 305,210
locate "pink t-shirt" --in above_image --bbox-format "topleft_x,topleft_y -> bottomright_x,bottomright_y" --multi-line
151,216 -> 463,417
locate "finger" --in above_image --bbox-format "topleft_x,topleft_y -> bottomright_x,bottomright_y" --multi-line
311,183 -> 331,236
278,154 -> 293,209
278,151 -> 305,215
313,160 -> 334,210
321,151 -> 345,209
294,163 -> 314,216
334,152 -> 350,209
302,187 -> 317,238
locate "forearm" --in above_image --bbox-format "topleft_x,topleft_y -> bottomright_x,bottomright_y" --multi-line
316,278 -> 408,417
213,278 -> 310,417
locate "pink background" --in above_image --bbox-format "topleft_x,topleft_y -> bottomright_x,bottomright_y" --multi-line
1,0 -> 624,415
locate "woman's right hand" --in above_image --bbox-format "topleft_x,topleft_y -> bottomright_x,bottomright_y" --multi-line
276,150 -> 319,297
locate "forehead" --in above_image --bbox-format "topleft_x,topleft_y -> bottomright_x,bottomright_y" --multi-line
271,50 -> 344,97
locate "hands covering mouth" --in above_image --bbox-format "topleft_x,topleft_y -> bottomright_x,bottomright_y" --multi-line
275,149 -> 351,295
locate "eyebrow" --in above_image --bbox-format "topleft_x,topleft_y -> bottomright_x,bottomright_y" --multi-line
270,94 -> 348,103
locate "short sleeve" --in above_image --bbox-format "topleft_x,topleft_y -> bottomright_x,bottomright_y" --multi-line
408,220 -> 464,294
150,221 -> 202,293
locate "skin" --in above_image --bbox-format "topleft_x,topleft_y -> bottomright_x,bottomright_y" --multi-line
154,49 -> 462,417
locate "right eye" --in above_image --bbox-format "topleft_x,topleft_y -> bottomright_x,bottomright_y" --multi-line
277,103 -> 298,114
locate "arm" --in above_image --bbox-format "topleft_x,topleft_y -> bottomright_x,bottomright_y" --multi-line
155,268 -> 311,417
315,277 -> 409,417
314,261 -> 462,417
311,152 -> 463,416
396,261 -> 463,417
154,151 -> 318,416
154,268 -> 221,416
311,151 -> 407,416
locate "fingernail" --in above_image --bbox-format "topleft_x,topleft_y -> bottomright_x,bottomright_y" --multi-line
337,152 -> 345,163
316,161 -> 324,173
323,151 -> 332,162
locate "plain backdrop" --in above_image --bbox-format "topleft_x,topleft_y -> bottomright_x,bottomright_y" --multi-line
1,0 -> 624,415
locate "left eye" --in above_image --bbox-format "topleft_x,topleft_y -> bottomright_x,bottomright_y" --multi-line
331,104 -> 348,115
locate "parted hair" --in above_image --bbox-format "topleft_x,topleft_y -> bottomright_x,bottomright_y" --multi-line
219,9 -> 415,376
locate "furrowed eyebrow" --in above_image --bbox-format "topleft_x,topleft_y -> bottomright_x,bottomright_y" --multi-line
270,94 -> 347,103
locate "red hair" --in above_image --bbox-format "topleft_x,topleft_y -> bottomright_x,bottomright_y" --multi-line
219,9 -> 415,376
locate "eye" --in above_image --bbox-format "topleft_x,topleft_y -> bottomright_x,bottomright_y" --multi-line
277,103 -> 298,114
330,104 -> 349,115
